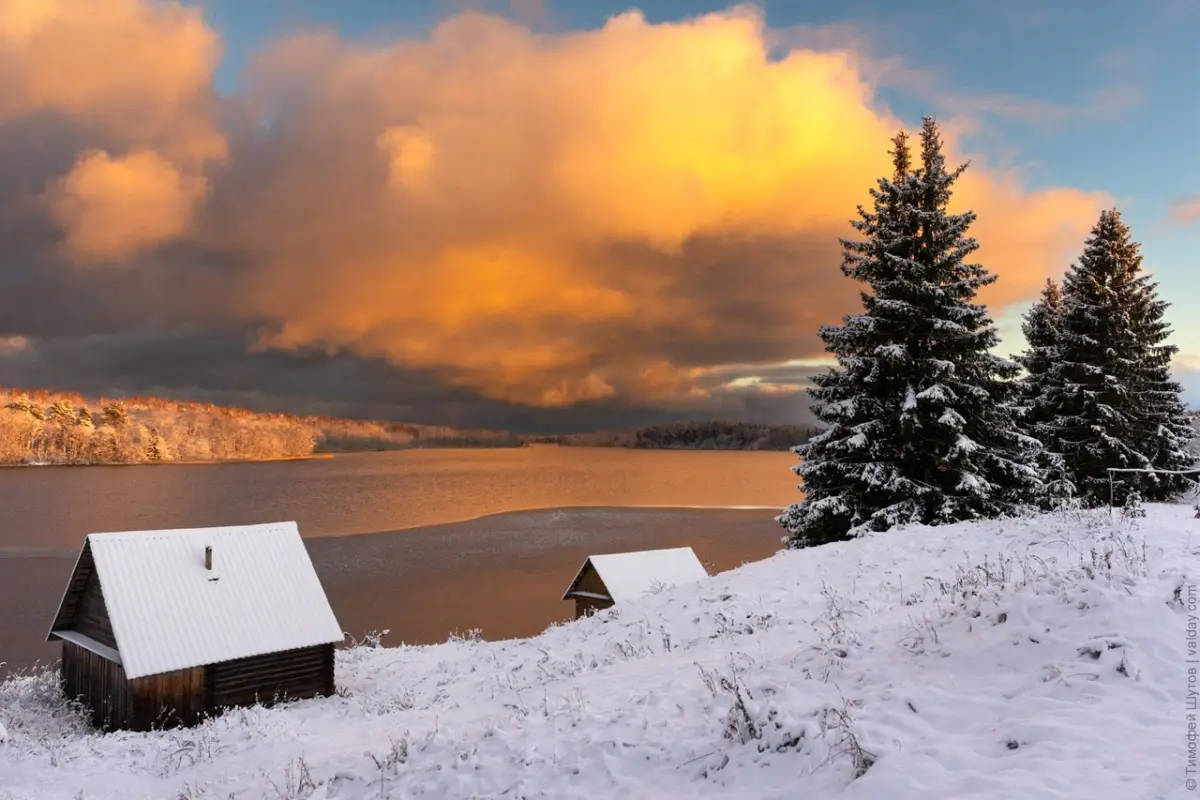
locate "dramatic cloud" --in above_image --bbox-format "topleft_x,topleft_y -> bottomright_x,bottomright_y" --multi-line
0,0 -> 1114,428
0,0 -> 223,265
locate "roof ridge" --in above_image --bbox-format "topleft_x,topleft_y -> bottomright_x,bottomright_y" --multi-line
87,522 -> 297,541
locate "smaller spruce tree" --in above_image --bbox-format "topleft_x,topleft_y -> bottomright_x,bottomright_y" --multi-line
1016,279 -> 1063,414
1015,279 -> 1074,505
1035,210 -> 1154,504
1123,260 -> 1197,499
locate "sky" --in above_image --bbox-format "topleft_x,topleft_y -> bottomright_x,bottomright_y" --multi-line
0,0 -> 1197,433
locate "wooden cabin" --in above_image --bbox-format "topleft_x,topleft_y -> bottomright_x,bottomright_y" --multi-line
46,521 -> 344,732
561,546 -> 709,619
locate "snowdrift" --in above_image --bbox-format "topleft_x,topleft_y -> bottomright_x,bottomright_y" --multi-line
1,505 -> 1196,799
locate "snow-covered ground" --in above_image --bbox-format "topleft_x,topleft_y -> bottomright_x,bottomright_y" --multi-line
1,505 -> 1196,799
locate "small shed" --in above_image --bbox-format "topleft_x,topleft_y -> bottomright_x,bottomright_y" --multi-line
561,546 -> 709,618
46,521 -> 344,732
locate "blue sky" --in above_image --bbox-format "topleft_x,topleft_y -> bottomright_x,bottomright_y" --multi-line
198,0 -> 1200,401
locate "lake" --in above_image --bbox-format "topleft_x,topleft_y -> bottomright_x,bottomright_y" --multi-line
0,447 -> 802,674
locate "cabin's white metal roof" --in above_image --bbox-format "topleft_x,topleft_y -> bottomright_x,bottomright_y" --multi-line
54,521 -> 343,680
562,546 -> 709,604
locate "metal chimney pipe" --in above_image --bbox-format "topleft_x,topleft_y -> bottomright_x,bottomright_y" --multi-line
205,545 -> 213,571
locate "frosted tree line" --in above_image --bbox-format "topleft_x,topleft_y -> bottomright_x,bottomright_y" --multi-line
0,390 -> 522,465
0,392 -> 316,465
781,118 -> 1197,548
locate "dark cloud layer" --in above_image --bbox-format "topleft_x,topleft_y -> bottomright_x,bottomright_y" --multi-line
0,332 -> 820,433
0,1 -> 1110,432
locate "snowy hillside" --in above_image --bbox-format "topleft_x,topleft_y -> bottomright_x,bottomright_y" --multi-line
1,506 -> 1196,799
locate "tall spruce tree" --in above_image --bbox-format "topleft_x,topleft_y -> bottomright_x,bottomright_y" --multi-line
779,118 -> 1040,548
1034,209 -> 1195,504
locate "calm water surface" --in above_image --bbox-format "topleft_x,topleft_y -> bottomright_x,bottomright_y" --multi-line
0,447 -> 801,674
0,446 -> 798,552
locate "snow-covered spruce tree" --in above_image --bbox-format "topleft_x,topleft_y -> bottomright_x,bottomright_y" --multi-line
1035,209 -> 1195,504
1123,237 -> 1197,499
779,118 -> 1040,548
1014,279 -> 1075,504
1016,279 -> 1063,415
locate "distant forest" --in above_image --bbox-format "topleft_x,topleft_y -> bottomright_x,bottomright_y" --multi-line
541,420 -> 820,451
0,388 -> 520,466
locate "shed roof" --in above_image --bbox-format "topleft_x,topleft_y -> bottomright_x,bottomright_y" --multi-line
561,546 -> 708,604
47,521 -> 343,680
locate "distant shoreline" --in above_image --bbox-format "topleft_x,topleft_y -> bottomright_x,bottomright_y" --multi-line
542,420 -> 818,451
0,453 -> 334,469
0,443 -> 804,469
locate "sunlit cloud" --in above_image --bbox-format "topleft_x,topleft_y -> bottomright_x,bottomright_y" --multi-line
0,334 -> 30,355
0,0 -> 225,160
46,149 -> 209,262
1166,194 -> 1200,225
0,0 -> 1113,416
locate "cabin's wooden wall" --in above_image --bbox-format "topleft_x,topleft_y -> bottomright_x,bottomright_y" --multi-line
205,644 -> 334,712
130,666 -> 206,731
73,569 -> 117,648
52,543 -> 118,649
569,564 -> 614,618
574,565 -> 610,598
61,641 -> 130,731
575,595 -> 614,619
61,644 -> 334,732
49,543 -> 92,633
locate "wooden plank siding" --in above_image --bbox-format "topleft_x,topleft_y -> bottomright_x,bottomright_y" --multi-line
72,566 -> 117,648
130,667 -> 206,731
61,640 -> 130,731
59,642 -> 335,731
48,542 -> 96,635
567,563 -> 614,619
205,644 -> 335,712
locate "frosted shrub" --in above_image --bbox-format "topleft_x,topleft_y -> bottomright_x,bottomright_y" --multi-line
0,663 -> 89,750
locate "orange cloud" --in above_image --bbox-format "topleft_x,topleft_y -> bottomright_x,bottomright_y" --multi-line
0,0 -> 224,262
949,160 -> 1112,307
1,1 -> 1113,411
215,6 -> 1108,406
0,0 -> 224,162
46,149 -> 209,262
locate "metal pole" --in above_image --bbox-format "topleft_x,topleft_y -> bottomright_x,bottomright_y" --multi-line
1109,470 -> 1115,524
